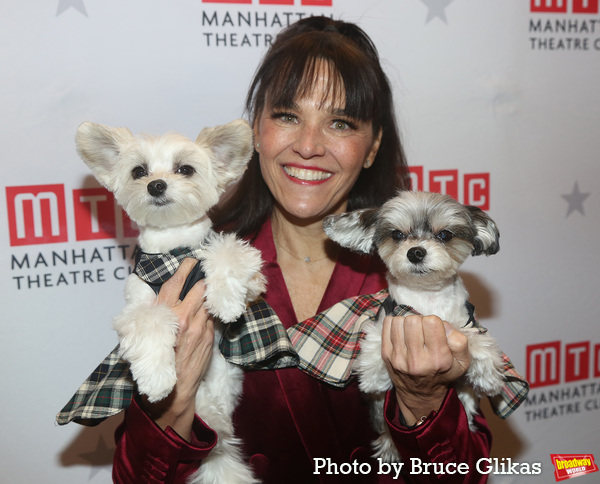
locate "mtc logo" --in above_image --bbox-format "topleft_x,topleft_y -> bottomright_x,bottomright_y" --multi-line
531,0 -> 599,13
526,341 -> 600,388
6,184 -> 136,247
6,185 -> 68,246
408,166 -> 491,210
203,0 -> 332,5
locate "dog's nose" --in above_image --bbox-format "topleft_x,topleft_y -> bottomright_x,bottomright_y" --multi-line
147,179 -> 167,197
407,247 -> 426,264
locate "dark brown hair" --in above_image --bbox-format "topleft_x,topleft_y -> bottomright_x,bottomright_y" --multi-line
212,16 -> 409,236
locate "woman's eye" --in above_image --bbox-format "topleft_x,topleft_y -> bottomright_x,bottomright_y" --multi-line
131,166 -> 148,179
176,165 -> 195,176
436,230 -> 454,242
273,112 -> 297,124
332,120 -> 349,130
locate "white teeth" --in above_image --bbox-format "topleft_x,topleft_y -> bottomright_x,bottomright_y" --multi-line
284,165 -> 332,181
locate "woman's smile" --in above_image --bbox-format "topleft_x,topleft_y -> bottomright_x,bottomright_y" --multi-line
282,164 -> 333,184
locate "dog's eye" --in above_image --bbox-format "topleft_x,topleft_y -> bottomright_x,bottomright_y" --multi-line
132,166 -> 148,179
436,230 -> 454,242
176,165 -> 195,176
391,230 -> 406,242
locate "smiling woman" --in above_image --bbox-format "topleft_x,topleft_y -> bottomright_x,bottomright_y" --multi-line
254,63 -> 383,224
110,16 -> 495,484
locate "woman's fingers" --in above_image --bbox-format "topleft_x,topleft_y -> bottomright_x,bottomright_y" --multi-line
156,257 -> 198,306
382,313 -> 472,394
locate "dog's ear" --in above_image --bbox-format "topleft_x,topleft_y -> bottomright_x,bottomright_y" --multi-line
196,119 -> 254,192
467,206 -> 500,256
323,208 -> 379,254
75,121 -> 133,190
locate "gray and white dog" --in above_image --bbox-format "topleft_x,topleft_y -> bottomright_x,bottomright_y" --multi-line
324,191 -> 505,461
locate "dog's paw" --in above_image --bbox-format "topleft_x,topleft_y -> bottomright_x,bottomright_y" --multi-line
372,433 -> 402,463
467,360 -> 505,397
465,332 -> 506,396
245,271 -> 267,304
133,359 -> 178,403
114,303 -> 180,402
455,386 -> 480,432
202,233 -> 265,322
123,274 -> 156,305
189,441 -> 260,484
355,320 -> 393,393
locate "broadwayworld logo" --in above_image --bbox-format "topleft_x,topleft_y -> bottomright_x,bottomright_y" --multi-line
551,454 -> 598,481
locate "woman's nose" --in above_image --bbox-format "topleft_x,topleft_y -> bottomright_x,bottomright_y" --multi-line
292,124 -> 326,158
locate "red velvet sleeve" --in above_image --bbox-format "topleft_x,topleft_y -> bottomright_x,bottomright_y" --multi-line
112,397 -> 217,483
384,388 -> 492,483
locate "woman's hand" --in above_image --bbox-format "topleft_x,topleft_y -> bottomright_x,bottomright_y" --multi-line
381,314 -> 471,427
139,258 -> 215,440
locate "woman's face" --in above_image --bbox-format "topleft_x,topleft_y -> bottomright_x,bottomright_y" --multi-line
254,66 -> 381,223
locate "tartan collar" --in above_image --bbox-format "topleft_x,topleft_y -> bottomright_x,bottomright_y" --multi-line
56,290 -> 529,426
134,246 -> 206,284
133,246 -> 207,297
381,297 -> 487,333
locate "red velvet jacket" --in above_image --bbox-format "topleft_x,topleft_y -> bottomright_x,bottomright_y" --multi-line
112,219 -> 492,483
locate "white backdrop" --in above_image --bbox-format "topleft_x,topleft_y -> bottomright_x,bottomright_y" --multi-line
1,1 -> 599,483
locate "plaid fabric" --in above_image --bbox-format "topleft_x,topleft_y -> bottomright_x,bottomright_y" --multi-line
56,346 -> 133,425
288,290 -> 392,386
134,247 -> 206,287
56,290 -> 529,426
489,353 -> 530,418
220,298 -> 298,369
57,247 -> 207,426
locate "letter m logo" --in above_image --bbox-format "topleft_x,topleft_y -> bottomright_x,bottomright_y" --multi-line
531,0 -> 568,12
531,0 -> 599,13
5,184 -> 68,246
526,341 -> 561,388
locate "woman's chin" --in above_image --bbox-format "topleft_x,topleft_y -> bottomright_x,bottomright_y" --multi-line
274,199 -> 349,225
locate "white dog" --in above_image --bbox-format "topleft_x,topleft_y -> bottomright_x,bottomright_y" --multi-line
76,119 -> 265,484
324,191 -> 505,462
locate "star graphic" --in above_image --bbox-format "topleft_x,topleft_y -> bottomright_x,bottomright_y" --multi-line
78,436 -> 114,479
56,0 -> 88,17
420,0 -> 455,24
562,182 -> 590,217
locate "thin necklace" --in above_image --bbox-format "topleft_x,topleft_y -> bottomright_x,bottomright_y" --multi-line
276,241 -> 330,263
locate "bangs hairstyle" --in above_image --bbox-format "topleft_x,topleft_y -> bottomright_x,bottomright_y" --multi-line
247,30 -> 384,127
212,16 -> 409,237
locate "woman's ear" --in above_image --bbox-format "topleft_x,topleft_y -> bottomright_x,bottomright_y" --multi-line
253,120 -> 259,152
252,108 -> 265,153
364,128 -> 383,168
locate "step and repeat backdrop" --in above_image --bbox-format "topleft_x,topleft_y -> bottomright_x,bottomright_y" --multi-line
1,1 -> 598,482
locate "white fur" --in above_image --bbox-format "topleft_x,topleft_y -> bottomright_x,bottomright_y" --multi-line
76,119 -> 265,483
324,191 -> 505,462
